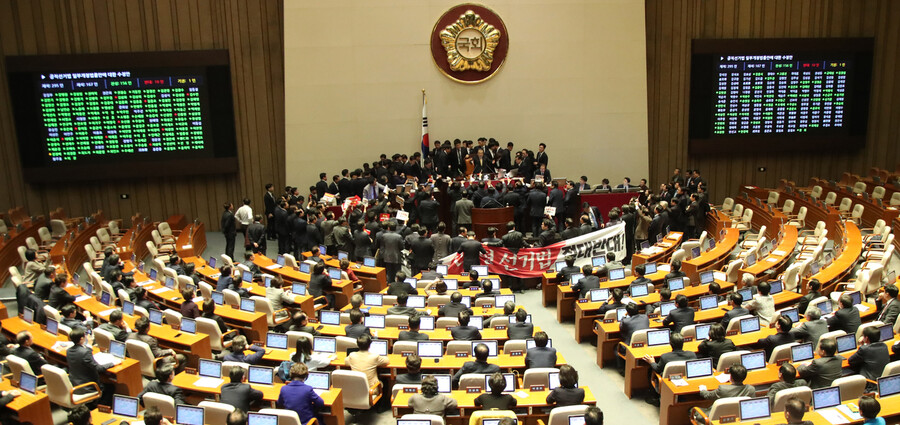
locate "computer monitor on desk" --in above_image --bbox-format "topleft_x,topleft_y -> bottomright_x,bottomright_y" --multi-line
199,359 -> 222,378
112,395 -> 140,418
686,358 -> 713,379
248,365 -> 274,385
812,386 -> 841,409
176,405 -> 205,425
739,397 -> 771,421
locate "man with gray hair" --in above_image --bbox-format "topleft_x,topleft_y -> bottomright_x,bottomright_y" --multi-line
828,294 -> 861,335
790,306 -> 828,348
485,300 -> 517,327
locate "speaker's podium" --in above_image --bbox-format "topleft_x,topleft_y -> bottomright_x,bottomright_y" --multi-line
471,206 -> 514,240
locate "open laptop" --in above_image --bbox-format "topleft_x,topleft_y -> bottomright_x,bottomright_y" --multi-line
149,309 -> 164,325
176,404 -> 205,425
658,301 -> 677,317
647,329 -> 670,346
299,263 -> 311,274
266,332 -> 288,349
694,324 -> 712,341
292,283 -> 307,296
835,334 -> 857,353
495,294 -> 515,307
22,307 -> 34,324
644,262 -> 658,274
180,318 -> 196,334
94,339 -> 126,366
700,270 -> 715,284
248,365 -> 274,385
240,298 -> 256,313
313,337 -> 337,353
507,313 -> 532,324
484,373 -> 516,392
195,359 -> 224,387
769,280 -> 783,295
608,267 -> 625,281
630,283 -> 649,297
370,339 -> 388,356
407,295 -> 426,308
327,268 -> 342,280
740,351 -> 766,371
812,386 -> 842,409
471,340 -> 499,357
112,395 -> 140,418
364,256 -> 377,268
878,324 -> 894,342
305,371 -> 331,395
248,412 -> 279,425
737,288 -> 752,303
443,279 -> 458,290
790,343 -> 815,364
739,397 -> 771,421
526,338 -> 552,350
319,310 -> 341,326
778,307 -> 799,324
667,277 -> 685,291
18,371 -> 37,395
699,295 -> 719,311
589,288 -> 609,302
419,316 -> 435,331
877,374 -> 900,398
417,341 -> 444,358
46,318 -> 59,336
471,265 -> 489,276
685,358 -> 713,379
592,256 -> 607,267
364,314 -> 385,329
211,291 -> 225,305
364,293 -> 383,306
740,317 -> 761,334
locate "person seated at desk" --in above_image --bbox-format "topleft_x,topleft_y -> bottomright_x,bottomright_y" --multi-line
98,310 -> 130,342
662,294 -> 694,333
388,293 -> 422,318
183,262 -> 201,287
546,364 -> 585,407
396,353 -> 423,384
309,263 -> 335,307
225,335 -> 266,364
399,315 -> 429,341
438,292 -> 473,317
67,327 -> 116,406
507,308 -> 534,340
538,219 -> 561,247
790,306 -> 827,348
339,258 -> 358,282
572,265 -> 600,299
22,248 -> 50,282
758,316 -> 795,358
697,323 -> 736,368
767,363 -> 808,409
288,312 -> 321,336
485,300 -> 516,328
597,288 -> 625,316
875,284 -> 900,326
240,252 -> 261,276
67,404 -> 92,425
216,265 -> 239,293
643,332 -> 697,405
129,316 -> 186,369
451,311 -> 482,341
698,363 -> 755,402
474,280 -> 496,300
778,397 -> 814,425
720,292 -> 749,328
346,334 -> 389,389
267,275 -> 298,315
220,366 -> 264,413
620,303 -> 650,346
48,274 -> 75,309
797,338 -> 844,389
859,395 -> 885,425
561,218 -> 581,240
227,410 -> 248,425
558,255 -> 580,282
33,265 -> 55,301
474,372 -> 518,411
647,288 -> 672,316
345,309 -> 372,339
387,271 -> 418,296
425,280 -> 449,297
12,331 -> 47,379
278,362 -> 325,425
347,293 -> 364,313
828,293 -> 862,335
409,374 -> 458,415
632,264 -> 652,287
849,326 -> 891,390
526,331 -> 557,369
743,280 -> 776,326
199,298 -> 232,338
60,304 -> 90,332
707,282 -> 727,304
453,343 -> 500,388
180,289 -> 200,319
139,364 -> 186,406
664,259 -> 685,280
797,279 -> 822,318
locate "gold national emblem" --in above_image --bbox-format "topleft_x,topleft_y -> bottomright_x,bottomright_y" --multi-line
439,10 -> 502,72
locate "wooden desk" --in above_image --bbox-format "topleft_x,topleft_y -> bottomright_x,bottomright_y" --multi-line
176,221 -> 207,259
631,231 -> 684,273
823,185 -> 900,229
172,372 -> 345,425
682,227 -> 739,283
735,197 -> 787,240
739,224 -> 798,282
253,255 -> 357,309
555,268 -> 669,323
340,304 -> 519,317
0,378 -> 52,425
776,189 -> 842,236
660,364 -> 781,425
471,206 -> 514,240
803,221 -> 862,293
579,192 -> 638,222
709,396 -> 900,425
307,323 -> 544,343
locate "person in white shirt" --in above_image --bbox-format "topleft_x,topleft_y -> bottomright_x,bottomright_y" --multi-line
743,279 -> 776,326
234,198 -> 253,249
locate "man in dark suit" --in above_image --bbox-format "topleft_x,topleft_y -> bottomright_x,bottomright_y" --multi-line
642,332 -> 697,405
398,315 -> 429,341
663,294 -> 695,333
548,181 -> 565,230
99,311 -> 130,342
798,338 -> 844,389
315,173 -> 329,201
409,228 -> 434,273
457,232 -> 487,272
345,309 -> 371,340
758,316 -> 795,358
499,221 -> 526,293
452,343 -> 500,388
597,286 -> 625,316
538,219 -> 561,247
525,331 -> 557,368
498,142 -> 513,171
139,364 -> 186,407
247,215 -> 266,255
264,184 -> 277,240
419,193 -> 440,232
12,331 -> 47,377
291,209 -> 309,258
797,279 -> 822,318
438,292 -> 472,318
721,293 -> 749,328
377,221 -> 404,282
576,176 -> 591,192
848,326 -> 891,388
620,303 -> 650,345
308,263 -> 335,307
220,366 -> 264,413
338,169 -> 352,199
507,309 -> 534,340
48,275 -> 75,309
386,272 -> 419,297
274,201 -> 290,254
387,293 -> 422,318
571,265 -> 600,299
560,218 -> 581,240
67,328 -> 115,405
647,205 -> 668,244
533,164 -> 552,184
876,284 -> 900,326
828,294 -> 861,335
534,143 -> 549,168
526,184 -> 547,236
450,311 -> 482,341
221,202 -> 236,260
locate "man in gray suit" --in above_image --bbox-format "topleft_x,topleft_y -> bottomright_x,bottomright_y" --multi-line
453,194 -> 474,234
828,294 -> 861,335
376,220 -> 404,282
387,293 -> 421,319
525,331 -> 557,368
790,306 -> 828,348
450,311 -> 482,341
66,328 -> 116,405
139,364 -> 187,407
506,309 -> 534,340
699,364 -> 755,400
453,343 -> 500,388
876,284 -> 900,326
571,265 -> 600,299
620,303 -> 650,346
798,338 -> 844,389
720,292 -> 749,328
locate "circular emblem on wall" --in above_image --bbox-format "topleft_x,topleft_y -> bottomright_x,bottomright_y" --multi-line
431,4 -> 509,84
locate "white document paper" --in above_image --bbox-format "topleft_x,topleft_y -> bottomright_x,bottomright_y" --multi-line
265,264 -> 282,270
93,352 -> 122,366
670,378 -> 688,387
137,280 -> 154,286
817,408 -> 850,424
853,304 -> 870,312
75,295 -> 91,302
150,287 -> 170,294
713,271 -> 727,281
193,377 -> 224,388
714,373 -> 730,383
766,257 -> 779,263
515,391 -> 529,399
99,308 -> 117,317
181,244 -> 192,250
396,210 -> 410,221
772,250 -> 786,256
835,405 -> 862,421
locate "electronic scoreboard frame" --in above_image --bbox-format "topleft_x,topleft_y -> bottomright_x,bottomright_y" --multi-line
688,38 -> 873,155
5,50 -> 238,182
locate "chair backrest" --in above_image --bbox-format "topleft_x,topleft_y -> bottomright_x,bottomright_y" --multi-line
707,397 -> 751,421
491,316 -> 510,327
459,373 -> 488,390
89,236 -> 102,252
716,350 -> 749,373
177,275 -> 193,292
152,258 -> 167,273
767,191 -> 779,204
741,208 -> 753,223
856,321 -> 885,343
117,289 -> 131,306
834,375 -> 866,401
851,204 -> 865,219
286,331 -> 314,350
96,228 -> 111,244
603,309 -> 618,320
42,364 -> 78,408
43,305 -> 61,322
782,264 -> 801,292
782,200 -> 795,215
392,341 -> 418,355
722,198 -> 734,211
162,267 -> 178,282
858,265 -> 884,296
199,282 -> 213,299
222,361 -> 249,377
772,386 -> 812,412
26,237 -> 40,251
6,355 -> 34,382
838,197 -> 852,212
198,401 -> 235,425
436,317 -> 460,328
151,230 -> 163,245
196,317 -> 229,351
38,227 -> 52,244
386,314 -> 409,327
815,330 -> 847,353
504,340 -> 526,354
146,241 -> 159,256
891,192 -> 900,206
158,222 -> 174,238
400,414 -> 445,425
427,295 -> 451,307
126,339 -> 157,378
164,309 -> 182,328
50,219 -> 67,237
142,392 -> 176,418
681,242 -> 700,258
221,254 -> 234,267
336,336 -> 357,353
283,253 -> 299,268
93,327 -> 114,352
332,369 -> 376,409
258,408 -> 303,425
660,360 -> 687,379
235,263 -> 251,273
795,206 -> 808,223
469,410 -> 517,425
222,289 -> 241,308
769,342 -> 799,364
523,367 -> 558,388
853,181 -> 867,194
133,305 -> 149,319
108,221 -> 121,235
446,341 -> 472,355
630,329 -> 652,346
670,249 -> 687,264
251,296 -> 277,326
100,281 -> 117,304
725,315 -> 755,333
882,360 -> 900,377
547,405 -> 590,425
810,186 -> 823,199
16,246 -> 28,265
723,259 -> 743,283
731,203 -> 744,218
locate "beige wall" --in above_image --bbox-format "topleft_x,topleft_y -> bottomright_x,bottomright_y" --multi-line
285,0 -> 649,187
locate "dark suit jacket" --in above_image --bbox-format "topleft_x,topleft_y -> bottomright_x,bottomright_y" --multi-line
398,330 -> 429,341
799,355 -> 844,388
450,326 -> 482,341
439,302 -> 472,318
526,189 -> 547,217
848,342 -> 890,381
378,231 -> 404,264
525,346 -> 557,369
12,346 -> 47,376
663,307 -> 695,333
67,344 -> 112,389
620,314 -> 651,345
548,188 -> 564,211
308,274 -> 333,298
501,231 -> 525,252
419,199 -> 440,225
410,236 -> 435,270
877,299 -> 900,326
507,322 -> 534,340
220,382 -> 264,413
539,230 -> 561,247
139,380 -> 186,406
572,276 -> 601,299
345,323 -> 371,340
698,339 -> 736,368
264,191 -> 276,216
828,307 -> 861,335
48,285 -> 75,309
797,291 -> 821,318
721,307 -> 750,328
759,331 -> 795,358
649,349 -> 697,374
386,281 -> 418,297
221,210 -> 236,236
452,360 -> 500,387
457,240 -> 487,270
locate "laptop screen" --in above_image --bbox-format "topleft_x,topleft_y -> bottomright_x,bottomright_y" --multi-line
365,257 -> 377,268
659,301 -> 677,317
616,308 -> 627,322
592,256 -> 607,267
319,310 -> 340,325
791,343 -> 814,362
276,255 -> 285,266
630,283 -> 649,298
19,371 -> 37,394
338,251 -> 349,261
746,253 -> 757,266
263,275 -> 273,288
242,270 -> 253,283
435,374 -> 452,393
699,295 -> 719,310
779,308 -> 799,324
407,295 -> 426,308
211,291 -> 225,305
695,324 -> 712,341
149,309 -> 163,325
484,373 -> 515,392
686,358 -> 713,379
836,334 -> 857,353
240,298 -> 256,313
122,300 -> 135,316
878,374 -> 900,398
328,268 -> 342,280
691,247 -> 701,258
46,318 -> 58,336
470,316 -> 484,330
644,262 -> 657,274
849,291 -> 862,306
817,300 -> 833,314
292,283 -> 307,296
769,280 -> 783,295
507,314 -> 531,324
472,340 -> 499,357
22,307 -> 33,324
150,269 -> 158,280
879,324 -> 894,342
444,279 -> 458,290
740,317 -> 761,334
589,288 -> 609,302
370,339 -> 388,356
110,340 -> 126,359
554,261 -> 567,272
112,395 -> 140,418
208,257 -> 217,269
740,351 -> 766,371
609,268 -> 625,281
100,291 -> 111,306
364,293 -> 383,306
305,371 -> 330,390
739,397 -> 771,421
364,314 -> 385,329
198,359 -> 222,378
812,386 -> 841,409
737,288 -> 752,303
417,341 -> 444,358
313,337 -> 337,353
248,365 -> 274,385
180,318 -> 196,334
176,405 -> 205,425
299,263 -> 311,274
267,332 -> 288,349
647,329 -> 670,346
569,273 -> 584,286
568,416 -> 586,425
495,294 -> 515,307
667,278 -> 684,291
434,263 -> 447,275
248,412 -> 279,425
471,265 -> 488,276
165,277 -> 176,289
700,271 -> 714,284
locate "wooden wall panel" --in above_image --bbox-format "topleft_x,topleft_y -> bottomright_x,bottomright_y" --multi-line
0,0 -> 285,230
647,0 -> 900,203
